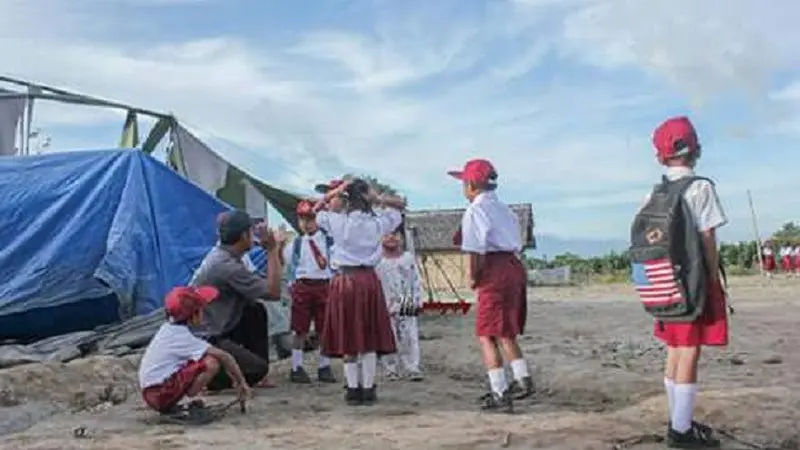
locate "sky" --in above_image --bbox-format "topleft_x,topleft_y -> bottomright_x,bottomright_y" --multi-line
2,0 -> 800,244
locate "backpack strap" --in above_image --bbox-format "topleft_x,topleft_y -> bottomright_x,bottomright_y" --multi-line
319,228 -> 333,261
288,237 -> 302,282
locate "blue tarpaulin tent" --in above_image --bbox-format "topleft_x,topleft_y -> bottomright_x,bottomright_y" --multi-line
0,149 -> 229,340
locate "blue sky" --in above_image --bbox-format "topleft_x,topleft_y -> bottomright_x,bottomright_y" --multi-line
2,0 -> 800,243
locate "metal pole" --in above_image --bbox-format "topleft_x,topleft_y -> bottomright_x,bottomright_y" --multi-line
747,190 -> 764,277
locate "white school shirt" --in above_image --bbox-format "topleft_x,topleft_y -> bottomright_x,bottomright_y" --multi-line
763,247 -> 773,256
138,322 -> 210,389
316,208 -> 403,267
460,191 -> 522,254
642,167 -> 728,233
282,231 -> 334,280
376,252 -> 423,313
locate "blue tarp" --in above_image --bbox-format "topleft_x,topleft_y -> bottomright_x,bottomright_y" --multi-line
0,149 -> 229,340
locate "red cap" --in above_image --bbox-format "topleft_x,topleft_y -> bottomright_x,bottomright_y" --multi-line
653,116 -> 701,164
314,179 -> 344,194
296,199 -> 316,217
447,159 -> 497,184
165,286 -> 219,322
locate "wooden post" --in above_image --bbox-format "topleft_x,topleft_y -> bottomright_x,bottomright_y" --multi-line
747,190 -> 764,277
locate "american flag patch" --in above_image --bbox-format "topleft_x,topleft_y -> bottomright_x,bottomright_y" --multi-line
631,258 -> 684,307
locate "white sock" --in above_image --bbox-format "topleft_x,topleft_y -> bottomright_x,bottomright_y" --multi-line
487,368 -> 508,395
509,359 -> 530,381
360,352 -> 377,388
318,355 -> 331,369
671,383 -> 698,433
291,349 -> 304,370
664,378 -> 675,415
344,362 -> 360,388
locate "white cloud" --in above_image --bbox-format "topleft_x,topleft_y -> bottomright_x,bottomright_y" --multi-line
1,0 -> 797,240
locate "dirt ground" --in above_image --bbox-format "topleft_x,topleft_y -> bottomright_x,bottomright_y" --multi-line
1,276 -> 799,450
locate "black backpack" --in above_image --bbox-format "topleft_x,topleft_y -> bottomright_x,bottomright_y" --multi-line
629,175 -> 713,322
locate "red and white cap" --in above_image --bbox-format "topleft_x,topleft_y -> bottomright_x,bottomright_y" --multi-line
447,159 -> 498,185
164,286 -> 219,322
296,199 -> 316,217
653,116 -> 701,164
314,179 -> 345,194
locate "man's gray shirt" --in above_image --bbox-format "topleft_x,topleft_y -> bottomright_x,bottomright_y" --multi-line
190,246 -> 273,338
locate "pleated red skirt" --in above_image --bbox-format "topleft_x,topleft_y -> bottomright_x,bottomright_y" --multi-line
321,267 -> 397,358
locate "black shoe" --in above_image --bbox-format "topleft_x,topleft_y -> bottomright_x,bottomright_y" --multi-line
667,422 -> 721,448
317,366 -> 337,383
345,387 -> 363,406
290,367 -> 312,384
509,376 -> 535,400
480,391 -> 514,414
361,386 -> 377,405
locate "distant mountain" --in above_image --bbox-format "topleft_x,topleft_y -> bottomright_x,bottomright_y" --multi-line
528,234 -> 628,259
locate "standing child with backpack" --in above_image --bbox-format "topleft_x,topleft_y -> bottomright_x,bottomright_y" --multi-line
447,159 -> 533,413
630,116 -> 727,448
283,200 -> 336,384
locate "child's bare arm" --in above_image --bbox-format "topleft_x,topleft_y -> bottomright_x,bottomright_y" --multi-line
206,346 -> 247,387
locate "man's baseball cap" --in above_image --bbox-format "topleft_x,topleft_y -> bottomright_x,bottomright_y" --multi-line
165,286 -> 219,322
447,159 -> 498,185
314,179 -> 345,194
217,210 -> 256,243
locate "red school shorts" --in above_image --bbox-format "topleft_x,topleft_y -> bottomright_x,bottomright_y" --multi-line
141,359 -> 207,413
474,253 -> 527,338
653,279 -> 729,347
290,279 -> 330,335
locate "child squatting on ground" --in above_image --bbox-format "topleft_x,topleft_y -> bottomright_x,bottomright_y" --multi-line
138,286 -> 253,414
448,158 -> 534,413
375,224 -> 425,381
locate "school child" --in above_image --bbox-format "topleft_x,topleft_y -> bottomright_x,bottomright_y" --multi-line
762,243 -> 776,277
138,286 -> 252,414
375,223 -> 424,381
283,200 -> 336,384
314,178 -> 406,405
780,245 -> 794,274
793,245 -> 800,277
632,116 -> 726,448
447,159 -> 533,413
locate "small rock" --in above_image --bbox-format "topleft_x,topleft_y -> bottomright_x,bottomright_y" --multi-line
729,356 -> 746,365
762,355 -> 783,365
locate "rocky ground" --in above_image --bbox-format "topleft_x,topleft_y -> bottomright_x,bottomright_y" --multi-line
1,276 -> 799,449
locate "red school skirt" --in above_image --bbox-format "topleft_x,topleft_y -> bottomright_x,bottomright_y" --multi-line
653,279 -> 728,347
290,278 -> 330,335
320,266 -> 397,358
762,254 -> 776,272
781,255 -> 794,272
474,252 -> 528,338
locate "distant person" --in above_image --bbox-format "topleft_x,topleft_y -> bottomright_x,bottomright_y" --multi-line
138,286 -> 252,414
794,245 -> 800,277
447,159 -> 533,413
761,243 -> 776,277
631,116 -> 726,447
780,245 -> 794,274
191,210 -> 285,390
376,223 -> 424,381
314,178 -> 406,406
283,200 -> 336,384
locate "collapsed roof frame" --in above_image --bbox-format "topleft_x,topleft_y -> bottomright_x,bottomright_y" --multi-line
0,75 -> 305,229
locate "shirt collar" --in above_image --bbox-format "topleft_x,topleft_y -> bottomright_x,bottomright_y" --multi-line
665,166 -> 695,181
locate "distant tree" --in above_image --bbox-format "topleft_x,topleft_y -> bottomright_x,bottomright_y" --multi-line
772,221 -> 800,245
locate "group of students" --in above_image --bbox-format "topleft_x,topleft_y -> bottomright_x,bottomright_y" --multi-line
138,115 -> 730,449
761,244 -> 800,276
